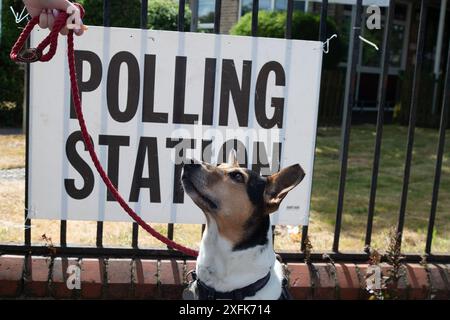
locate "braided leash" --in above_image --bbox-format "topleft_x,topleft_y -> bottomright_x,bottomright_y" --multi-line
10,3 -> 199,258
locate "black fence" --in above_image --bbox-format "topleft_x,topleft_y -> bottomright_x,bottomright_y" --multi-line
1,0 -> 449,263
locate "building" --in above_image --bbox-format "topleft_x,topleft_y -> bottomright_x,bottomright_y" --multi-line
188,0 -> 450,126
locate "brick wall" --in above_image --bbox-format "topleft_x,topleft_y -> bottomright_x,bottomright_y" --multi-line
220,0 -> 240,34
1,255 -> 449,299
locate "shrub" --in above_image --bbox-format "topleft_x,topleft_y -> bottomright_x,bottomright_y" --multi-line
230,11 -> 345,69
148,0 -> 191,31
78,0 -> 141,28
78,0 -> 191,31
0,0 -> 25,128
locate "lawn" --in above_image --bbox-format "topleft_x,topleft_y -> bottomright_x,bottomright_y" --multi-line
0,125 -> 449,254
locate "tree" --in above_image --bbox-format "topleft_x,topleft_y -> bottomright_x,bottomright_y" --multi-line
0,0 -> 25,127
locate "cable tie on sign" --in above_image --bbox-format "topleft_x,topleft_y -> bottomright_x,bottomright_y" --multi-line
318,34 -> 338,54
359,35 -> 379,51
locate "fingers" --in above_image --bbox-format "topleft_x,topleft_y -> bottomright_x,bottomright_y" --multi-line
23,0 -> 41,17
60,26 -> 69,36
74,21 -> 86,36
38,9 -> 48,29
35,3 -> 86,36
47,9 -> 55,30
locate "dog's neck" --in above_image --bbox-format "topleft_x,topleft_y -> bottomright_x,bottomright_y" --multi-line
196,218 -> 276,293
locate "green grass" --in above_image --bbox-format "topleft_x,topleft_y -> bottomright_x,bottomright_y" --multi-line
0,125 -> 449,254
309,125 -> 450,254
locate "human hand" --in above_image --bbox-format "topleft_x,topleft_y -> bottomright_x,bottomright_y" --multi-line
23,0 -> 86,36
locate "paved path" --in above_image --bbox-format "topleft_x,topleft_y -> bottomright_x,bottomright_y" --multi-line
0,168 -> 25,181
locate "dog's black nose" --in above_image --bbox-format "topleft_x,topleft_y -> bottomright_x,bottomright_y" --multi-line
183,159 -> 201,174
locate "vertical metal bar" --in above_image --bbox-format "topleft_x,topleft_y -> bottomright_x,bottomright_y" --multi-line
365,0 -> 394,248
191,0 -> 199,32
285,0 -> 294,39
25,39 -> 31,247
167,0 -> 187,247
333,0 -> 362,252
96,0 -> 111,248
251,0 -> 259,37
397,0 -> 428,241
300,225 -> 308,252
272,225 -> 276,245
302,0 -> 328,252
426,38 -> 450,254
178,0 -> 186,32
167,224 -> 174,243
103,0 -> 111,27
283,0 -> 294,249
132,0 -> 149,250
60,220 -> 67,247
318,0 -> 328,42
96,222 -> 103,247
214,0 -> 222,34
141,0 -> 148,29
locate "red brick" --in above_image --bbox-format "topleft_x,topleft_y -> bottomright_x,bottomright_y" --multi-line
132,259 -> 158,299
359,263 -> 410,299
159,259 -> 184,299
436,264 -> 450,289
428,264 -> 449,299
184,260 -> 197,286
405,264 -> 429,299
311,263 -> 336,300
80,258 -> 105,299
0,255 -> 25,297
51,257 -> 79,299
335,263 -> 360,300
25,256 -> 51,297
106,259 -> 132,299
287,263 -> 312,300
355,264 -> 371,299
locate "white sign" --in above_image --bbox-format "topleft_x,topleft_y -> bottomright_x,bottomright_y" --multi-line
29,26 -> 322,225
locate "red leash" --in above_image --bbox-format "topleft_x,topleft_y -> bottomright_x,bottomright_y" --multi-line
10,3 -> 199,258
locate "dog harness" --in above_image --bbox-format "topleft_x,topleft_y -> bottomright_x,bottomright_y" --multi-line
186,270 -> 292,300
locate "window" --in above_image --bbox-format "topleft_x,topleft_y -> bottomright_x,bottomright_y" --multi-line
198,0 -> 215,31
361,3 -> 410,69
241,0 -> 306,16
339,2 -> 411,71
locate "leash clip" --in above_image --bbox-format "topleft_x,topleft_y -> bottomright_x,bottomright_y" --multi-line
16,47 -> 42,63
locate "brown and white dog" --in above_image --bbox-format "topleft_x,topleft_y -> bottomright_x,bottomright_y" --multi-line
181,151 -> 305,300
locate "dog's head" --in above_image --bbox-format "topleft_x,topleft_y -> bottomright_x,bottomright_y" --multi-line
181,150 -> 305,250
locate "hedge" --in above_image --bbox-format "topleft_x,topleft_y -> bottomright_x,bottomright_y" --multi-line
230,11 -> 345,70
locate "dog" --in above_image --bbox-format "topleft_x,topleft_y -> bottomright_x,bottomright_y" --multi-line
181,150 -> 305,300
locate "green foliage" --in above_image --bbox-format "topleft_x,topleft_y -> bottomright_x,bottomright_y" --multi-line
78,0 -> 141,28
230,11 -> 345,69
78,0 -> 191,31
0,0 -> 25,127
148,0 -> 191,31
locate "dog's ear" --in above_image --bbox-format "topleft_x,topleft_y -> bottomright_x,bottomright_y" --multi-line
264,164 -> 305,214
227,149 -> 239,166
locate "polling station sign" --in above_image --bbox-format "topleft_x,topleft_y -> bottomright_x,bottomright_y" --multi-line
28,26 -> 322,225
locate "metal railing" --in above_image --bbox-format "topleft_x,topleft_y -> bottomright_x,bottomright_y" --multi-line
1,0 -> 449,263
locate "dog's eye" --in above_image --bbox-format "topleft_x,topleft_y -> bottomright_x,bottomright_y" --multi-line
229,171 -> 245,183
